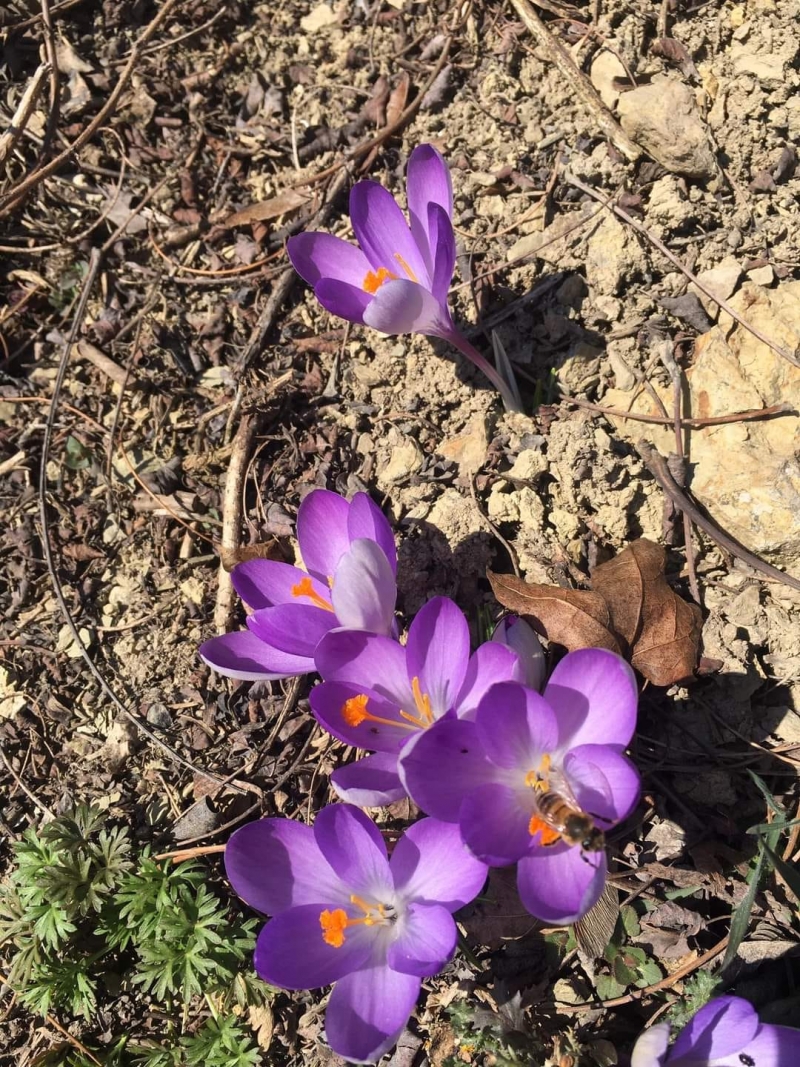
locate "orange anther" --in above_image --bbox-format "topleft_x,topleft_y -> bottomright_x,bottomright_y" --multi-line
320,908 -> 348,948
363,266 -> 397,293
342,694 -> 370,727
290,576 -> 335,613
393,253 -> 418,283
528,816 -> 561,846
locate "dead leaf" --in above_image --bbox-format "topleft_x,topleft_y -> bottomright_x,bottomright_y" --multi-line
248,1003 -> 274,1051
575,883 -> 619,958
386,72 -> 410,127
219,539 -> 291,572
224,189 -> 310,229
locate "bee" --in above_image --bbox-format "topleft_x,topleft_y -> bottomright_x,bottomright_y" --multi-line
531,788 -> 606,853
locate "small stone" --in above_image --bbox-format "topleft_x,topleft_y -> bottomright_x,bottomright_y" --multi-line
557,341 -> 602,393
691,256 -> 742,317
608,351 -> 636,391
377,433 -> 423,488
438,416 -> 489,475
731,48 -> 786,83
727,227 -> 743,248
584,214 -> 644,295
589,47 -> 629,109
300,2 -> 337,31
618,76 -> 717,180
747,264 -> 775,286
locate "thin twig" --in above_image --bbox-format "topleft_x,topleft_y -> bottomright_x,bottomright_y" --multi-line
38,0 -> 60,160
636,440 -> 800,593
563,173 -> 800,368
214,414 -> 259,633
0,747 -> 57,820
562,395 -> 794,428
0,970 -> 103,1066
0,63 -> 51,169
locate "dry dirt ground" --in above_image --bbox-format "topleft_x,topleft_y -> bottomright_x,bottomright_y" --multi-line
1,0 -> 800,1063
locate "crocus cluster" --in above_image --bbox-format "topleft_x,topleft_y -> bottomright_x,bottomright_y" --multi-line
203,486 -> 648,1062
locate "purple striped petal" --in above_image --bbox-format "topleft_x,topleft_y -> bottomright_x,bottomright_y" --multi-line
406,596 -> 470,718
398,718 -> 496,822
314,805 -> 393,899
428,202 -> 457,307
455,642 -> 525,719
387,902 -> 456,976
459,783 -> 533,866
347,492 -> 397,575
200,630 -> 313,680
350,180 -> 430,287
544,648 -> 638,751
247,603 -> 335,658
474,682 -> 558,771
314,278 -> 372,325
331,752 -> 406,807
315,630 -> 412,707
325,963 -> 420,1064
492,616 -> 546,692
406,144 -> 453,274
733,1023 -> 800,1067
669,997 -> 759,1063
296,489 -> 353,581
310,681 -> 413,753
231,559 -> 330,611
516,840 -> 607,924
253,904 -> 373,989
330,538 -> 396,634
631,1024 -> 670,1067
287,231 -> 372,287
362,277 -> 452,336
225,819 -> 348,915
390,817 -> 488,910
563,745 -> 640,826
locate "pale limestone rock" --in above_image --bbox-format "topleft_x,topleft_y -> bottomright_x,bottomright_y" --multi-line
748,264 -> 775,287
618,77 -> 717,180
690,256 -> 743,317
376,431 -> 423,488
438,416 -> 488,474
584,214 -> 644,295
731,47 -> 787,83
589,47 -> 628,109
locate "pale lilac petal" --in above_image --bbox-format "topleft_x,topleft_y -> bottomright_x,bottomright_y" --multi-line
390,817 -> 488,910
314,804 -> 393,899
455,642 -> 525,719
247,603 -> 335,657
325,963 -> 420,1064
350,179 -> 430,286
231,559 -> 330,611
733,1024 -> 800,1067
310,681 -> 413,753
330,539 -> 396,634
225,819 -> 348,914
631,1024 -> 670,1067
406,596 -> 470,717
331,752 -> 406,807
315,630 -> 412,707
398,719 -> 498,822
474,682 -> 558,771
387,902 -> 456,976
363,277 -> 451,336
296,489 -> 352,581
492,616 -> 546,691
669,997 -> 759,1063
516,841 -> 606,925
459,783 -> 533,866
200,630 -> 312,680
544,648 -> 638,750
315,278 -> 372,325
287,232 -> 372,288
253,904 -> 373,989
406,144 -> 453,273
428,202 -> 457,307
347,492 -> 397,575
564,745 -> 640,826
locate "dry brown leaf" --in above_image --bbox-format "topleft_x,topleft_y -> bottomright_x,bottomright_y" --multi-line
386,71 -> 410,127
248,1003 -> 275,1051
224,189 -> 310,229
487,570 -> 622,653
219,539 -> 291,572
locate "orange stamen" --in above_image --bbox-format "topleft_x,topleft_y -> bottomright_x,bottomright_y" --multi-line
320,908 -> 348,947
393,253 -> 418,283
411,676 -> 434,725
528,816 -> 561,846
290,576 -> 335,613
525,753 -> 551,792
363,266 -> 398,294
341,694 -> 418,732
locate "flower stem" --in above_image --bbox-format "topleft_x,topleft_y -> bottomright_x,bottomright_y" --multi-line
444,328 -> 524,413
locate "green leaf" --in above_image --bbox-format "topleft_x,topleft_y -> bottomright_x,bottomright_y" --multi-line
723,841 -> 767,969
63,435 -> 92,470
595,973 -> 626,1000
762,845 -> 800,901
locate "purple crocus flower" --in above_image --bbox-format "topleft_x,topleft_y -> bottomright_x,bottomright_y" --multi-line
287,144 -> 521,411
225,804 -> 488,1064
309,596 -> 525,806
399,648 -> 640,925
200,489 -> 397,680
492,615 -> 546,691
631,996 -> 800,1066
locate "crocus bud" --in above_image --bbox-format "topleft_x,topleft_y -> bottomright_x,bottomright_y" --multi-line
492,615 -> 546,691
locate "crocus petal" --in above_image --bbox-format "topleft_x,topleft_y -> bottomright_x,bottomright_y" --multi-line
516,841 -> 607,925
350,179 -> 430,286
428,201 -> 457,307
398,718 -> 498,822
225,819 -> 348,914
732,1023 -> 800,1067
390,817 -> 488,910
363,277 -> 451,336
315,278 -> 373,325
231,559 -> 330,611
330,539 -> 396,634
247,603 -> 335,658
387,902 -> 456,977
315,630 -> 412,707
253,904 -> 373,989
474,682 -> 558,771
347,492 -> 397,575
311,681 -> 412,753
669,997 -> 759,1064
406,144 -> 453,274
455,642 -> 525,719
314,804 -> 393,898
630,1024 -> 670,1067
564,745 -> 641,826
406,596 -> 470,717
459,783 -> 534,866
492,616 -> 546,692
199,630 -> 312,680
296,489 -> 352,582
331,752 -> 406,807
544,648 -> 638,750
325,963 -> 421,1065
287,231 -> 372,287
